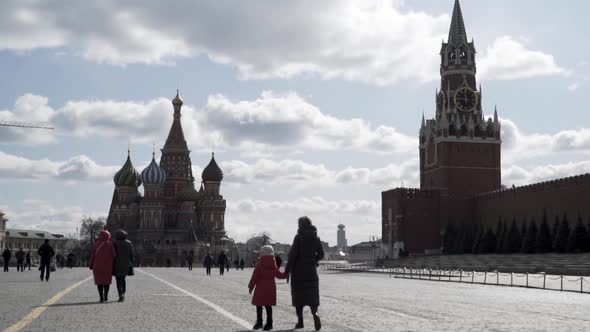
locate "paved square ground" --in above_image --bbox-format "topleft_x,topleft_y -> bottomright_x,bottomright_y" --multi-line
1,267 -> 589,331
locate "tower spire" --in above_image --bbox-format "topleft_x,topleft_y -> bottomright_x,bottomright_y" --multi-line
448,0 -> 467,44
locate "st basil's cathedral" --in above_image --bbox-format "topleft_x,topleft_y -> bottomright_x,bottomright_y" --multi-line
106,92 -> 227,266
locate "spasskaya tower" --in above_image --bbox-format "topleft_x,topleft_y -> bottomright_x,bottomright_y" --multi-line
419,0 -> 501,197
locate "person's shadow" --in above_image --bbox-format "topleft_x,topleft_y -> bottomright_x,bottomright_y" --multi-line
33,301 -> 111,308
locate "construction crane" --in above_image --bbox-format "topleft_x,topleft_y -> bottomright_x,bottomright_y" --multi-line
0,121 -> 54,130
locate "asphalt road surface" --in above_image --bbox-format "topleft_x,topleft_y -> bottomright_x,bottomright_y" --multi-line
1,267 -> 589,331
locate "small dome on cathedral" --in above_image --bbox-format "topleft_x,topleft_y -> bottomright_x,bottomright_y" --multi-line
114,153 -> 142,187
141,154 -> 166,185
202,153 -> 223,182
176,185 -> 200,201
172,90 -> 183,106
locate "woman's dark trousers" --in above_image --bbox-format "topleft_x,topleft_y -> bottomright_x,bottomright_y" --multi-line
116,276 -> 127,296
97,285 -> 110,302
296,306 -> 320,329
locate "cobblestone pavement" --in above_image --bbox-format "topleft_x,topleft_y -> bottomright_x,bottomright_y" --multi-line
1,267 -> 590,331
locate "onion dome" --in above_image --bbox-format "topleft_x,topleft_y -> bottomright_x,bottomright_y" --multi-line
114,153 -> 142,187
141,154 -> 166,185
176,185 -> 200,201
202,152 -> 223,182
172,90 -> 183,106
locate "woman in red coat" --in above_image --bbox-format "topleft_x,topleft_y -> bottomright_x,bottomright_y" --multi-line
248,245 -> 288,331
90,230 -> 116,302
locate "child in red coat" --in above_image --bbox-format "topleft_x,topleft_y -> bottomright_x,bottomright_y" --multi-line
248,245 -> 288,331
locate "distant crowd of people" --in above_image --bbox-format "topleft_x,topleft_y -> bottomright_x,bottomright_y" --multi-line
3,239 -> 57,281
2,245 -> 78,274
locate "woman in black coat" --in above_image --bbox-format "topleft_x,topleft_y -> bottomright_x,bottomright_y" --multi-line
113,230 -> 134,302
285,216 -> 325,331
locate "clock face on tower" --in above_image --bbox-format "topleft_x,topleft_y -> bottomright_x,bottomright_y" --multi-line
454,87 -> 477,112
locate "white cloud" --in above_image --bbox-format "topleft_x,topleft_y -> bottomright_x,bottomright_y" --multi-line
203,91 -> 415,153
0,200 -> 103,236
479,36 -> 570,80
0,93 -> 207,147
226,197 -> 381,244
0,94 -> 57,144
1,93 -> 416,154
500,117 -> 590,162
222,158 -> 419,188
0,151 -> 118,182
1,2 -> 568,84
503,161 -> 590,187
0,0 -> 449,84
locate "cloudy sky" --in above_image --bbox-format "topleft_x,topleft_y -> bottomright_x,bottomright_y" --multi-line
1,0 -> 589,246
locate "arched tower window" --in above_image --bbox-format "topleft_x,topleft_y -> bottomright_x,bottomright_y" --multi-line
449,47 -> 457,64
459,47 -> 468,64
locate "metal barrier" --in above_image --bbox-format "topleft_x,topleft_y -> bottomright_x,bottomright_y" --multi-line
321,264 -> 590,294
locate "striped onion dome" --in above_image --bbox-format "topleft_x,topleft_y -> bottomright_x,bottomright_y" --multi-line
141,154 -> 166,185
114,153 -> 142,187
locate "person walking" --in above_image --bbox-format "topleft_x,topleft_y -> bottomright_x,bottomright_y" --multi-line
2,247 -> 11,272
113,230 -> 134,302
203,252 -> 214,276
186,251 -> 194,271
217,251 -> 228,276
25,252 -> 31,270
240,258 -> 245,270
89,230 -> 116,303
15,248 -> 25,272
67,253 -> 74,269
226,259 -> 231,273
38,240 -> 55,281
55,253 -> 64,269
285,216 -> 325,331
248,245 -> 288,331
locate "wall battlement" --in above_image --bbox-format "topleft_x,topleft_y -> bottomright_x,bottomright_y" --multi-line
474,173 -> 590,200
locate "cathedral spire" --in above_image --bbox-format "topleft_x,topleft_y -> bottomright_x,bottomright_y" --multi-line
448,0 -> 467,44
163,91 -> 189,151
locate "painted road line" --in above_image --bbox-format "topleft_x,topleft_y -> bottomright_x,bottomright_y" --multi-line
2,276 -> 92,332
137,268 -> 251,329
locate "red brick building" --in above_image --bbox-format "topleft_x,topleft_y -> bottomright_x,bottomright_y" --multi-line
382,0 -> 590,256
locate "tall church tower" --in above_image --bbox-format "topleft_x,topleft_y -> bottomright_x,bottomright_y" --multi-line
419,0 -> 501,197
160,91 -> 195,198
